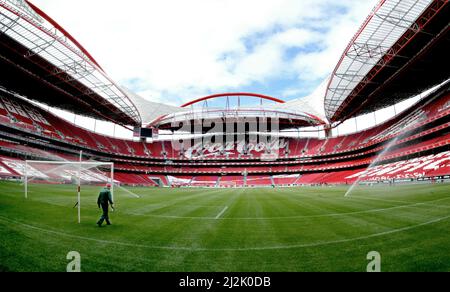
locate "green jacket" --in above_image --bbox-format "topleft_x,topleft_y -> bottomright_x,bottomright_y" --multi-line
97,188 -> 113,206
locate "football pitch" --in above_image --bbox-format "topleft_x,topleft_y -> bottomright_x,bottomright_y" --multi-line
0,181 -> 449,272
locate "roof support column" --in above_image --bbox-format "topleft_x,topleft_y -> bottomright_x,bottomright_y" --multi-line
324,124 -> 333,138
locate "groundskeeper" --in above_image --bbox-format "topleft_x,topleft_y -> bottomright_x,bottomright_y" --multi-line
97,183 -> 114,227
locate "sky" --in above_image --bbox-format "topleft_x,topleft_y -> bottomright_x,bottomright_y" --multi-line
28,0 -> 428,139
30,0 -> 378,106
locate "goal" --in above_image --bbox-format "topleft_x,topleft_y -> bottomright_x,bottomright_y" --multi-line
23,159 -> 114,224
220,181 -> 238,188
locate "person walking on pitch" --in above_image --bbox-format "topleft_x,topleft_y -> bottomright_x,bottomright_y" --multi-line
97,184 -> 114,227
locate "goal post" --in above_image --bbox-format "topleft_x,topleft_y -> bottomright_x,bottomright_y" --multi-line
23,159 -> 114,224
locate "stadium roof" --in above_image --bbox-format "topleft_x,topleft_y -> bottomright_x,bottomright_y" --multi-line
123,87 -> 185,124
325,0 -> 450,123
147,93 -> 327,131
0,0 -> 328,131
3,0 -> 447,132
130,80 -> 329,131
0,0 -> 141,127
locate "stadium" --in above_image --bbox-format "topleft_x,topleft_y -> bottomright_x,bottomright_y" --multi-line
0,0 -> 449,272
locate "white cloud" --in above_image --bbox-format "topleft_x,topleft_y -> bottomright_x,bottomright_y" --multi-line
30,0 -> 379,106
292,1 -> 377,82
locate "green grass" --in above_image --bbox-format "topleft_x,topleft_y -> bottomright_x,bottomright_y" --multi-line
0,181 -> 449,272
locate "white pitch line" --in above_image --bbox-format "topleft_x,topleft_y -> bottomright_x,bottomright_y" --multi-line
117,186 -> 140,198
215,206 -> 228,219
0,214 -> 449,251
349,195 -> 450,206
348,195 -> 415,204
127,196 -> 450,220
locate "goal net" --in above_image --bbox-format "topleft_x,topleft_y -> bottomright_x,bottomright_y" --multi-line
24,160 -> 114,223
219,181 -> 238,188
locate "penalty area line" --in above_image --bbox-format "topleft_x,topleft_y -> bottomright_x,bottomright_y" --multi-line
215,206 -> 228,219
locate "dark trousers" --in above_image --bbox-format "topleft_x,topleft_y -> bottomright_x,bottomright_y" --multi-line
97,203 -> 111,226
